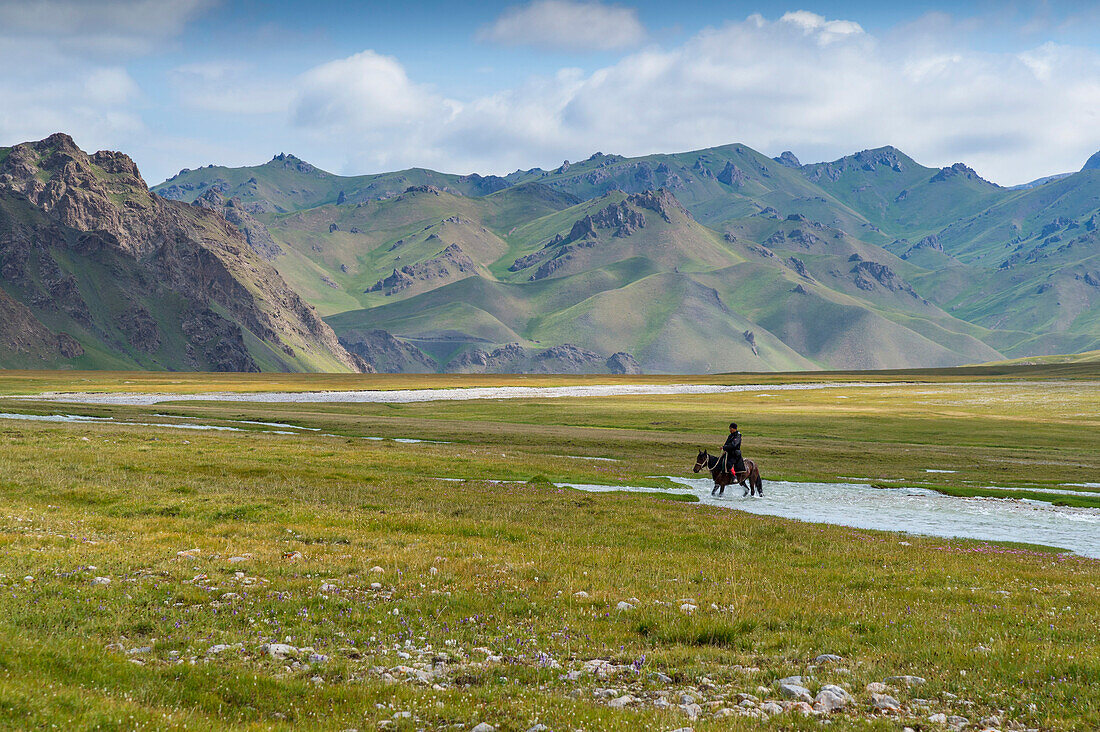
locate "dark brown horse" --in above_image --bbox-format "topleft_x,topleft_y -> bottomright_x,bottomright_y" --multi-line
693,449 -> 763,497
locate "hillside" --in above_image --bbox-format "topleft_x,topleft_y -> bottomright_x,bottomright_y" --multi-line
131,140 -> 1100,372
0,134 -> 364,372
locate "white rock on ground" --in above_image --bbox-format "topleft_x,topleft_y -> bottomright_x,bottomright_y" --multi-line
779,683 -> 813,703
813,686 -> 850,713
885,675 -> 926,687
865,681 -> 889,693
760,702 -> 783,715
91,577 -> 111,585
871,693 -> 901,711
370,566 -> 385,574
470,724 -> 495,732
261,643 -> 298,658
616,601 -> 635,611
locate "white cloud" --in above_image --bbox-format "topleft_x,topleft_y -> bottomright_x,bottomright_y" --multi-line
478,0 -> 647,52
0,0 -> 215,183
283,11 -> 1099,185
0,0 -> 211,33
293,51 -> 453,131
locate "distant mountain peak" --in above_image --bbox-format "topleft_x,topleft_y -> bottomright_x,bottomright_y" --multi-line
1083,150 -> 1100,171
773,151 -> 801,168
269,152 -> 322,175
930,162 -> 999,187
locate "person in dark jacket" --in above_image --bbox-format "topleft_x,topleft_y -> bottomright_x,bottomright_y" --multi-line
722,422 -> 746,476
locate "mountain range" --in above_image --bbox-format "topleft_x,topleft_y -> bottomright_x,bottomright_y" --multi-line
2,132 -> 1098,373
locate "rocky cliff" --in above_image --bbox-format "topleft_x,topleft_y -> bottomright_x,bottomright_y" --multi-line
0,133 -> 364,372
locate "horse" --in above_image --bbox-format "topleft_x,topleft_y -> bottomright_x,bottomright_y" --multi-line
693,449 -> 763,497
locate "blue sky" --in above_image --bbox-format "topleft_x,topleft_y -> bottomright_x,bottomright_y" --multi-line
1,0 -> 1099,185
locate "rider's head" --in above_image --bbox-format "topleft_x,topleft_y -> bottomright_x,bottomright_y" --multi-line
729,422 -> 738,431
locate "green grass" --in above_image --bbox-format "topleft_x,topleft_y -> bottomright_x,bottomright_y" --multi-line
0,370 -> 1096,728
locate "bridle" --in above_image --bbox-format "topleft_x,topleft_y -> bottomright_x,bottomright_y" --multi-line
693,451 -> 719,473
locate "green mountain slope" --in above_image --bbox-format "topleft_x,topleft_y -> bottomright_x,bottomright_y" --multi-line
142,141 -> 1100,373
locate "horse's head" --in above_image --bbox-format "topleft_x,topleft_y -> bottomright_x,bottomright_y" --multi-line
693,449 -> 708,473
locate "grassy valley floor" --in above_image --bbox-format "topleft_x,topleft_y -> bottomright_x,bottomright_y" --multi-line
0,369 -> 1096,730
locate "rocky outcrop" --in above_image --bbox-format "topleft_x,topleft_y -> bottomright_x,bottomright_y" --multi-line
445,343 -> 618,374
930,163 -> 996,186
182,307 -> 258,372
117,305 -> 161,354
901,233 -> 943,259
367,244 -> 477,296
606,352 -> 642,374
717,162 -> 747,186
192,189 -> 283,260
807,146 -> 907,183
0,287 -> 83,362
338,330 -> 435,373
509,190 -> 687,280
743,330 -> 759,356
0,133 -> 363,372
773,151 -> 801,168
851,260 -> 919,297
786,256 -> 814,280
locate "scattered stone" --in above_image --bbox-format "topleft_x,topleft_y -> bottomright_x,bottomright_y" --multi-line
177,548 -> 200,558
370,566 -> 385,574
865,681 -> 889,693
779,683 -> 813,703
608,694 -> 634,708
526,726 -> 549,732
815,654 -> 843,663
616,601 -> 635,611
650,672 -> 672,684
871,693 -> 901,712
261,643 -> 298,659
947,715 -> 970,729
681,702 -> 702,719
760,702 -> 783,715
787,701 -> 815,715
679,603 -> 697,614
778,675 -> 803,685
573,591 -> 589,598
814,685 -> 851,713
227,556 -> 248,563
207,644 -> 239,655
320,583 -> 339,593
886,675 -> 926,687
471,724 -> 495,732
91,577 -> 111,585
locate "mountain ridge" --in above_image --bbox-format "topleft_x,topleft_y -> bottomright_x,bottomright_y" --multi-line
0,134 -> 366,372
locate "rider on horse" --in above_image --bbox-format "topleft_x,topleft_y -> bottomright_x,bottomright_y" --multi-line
722,422 -> 746,477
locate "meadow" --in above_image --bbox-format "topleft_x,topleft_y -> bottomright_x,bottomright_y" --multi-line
0,367 -> 1097,730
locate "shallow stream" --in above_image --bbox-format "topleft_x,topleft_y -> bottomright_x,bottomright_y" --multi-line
558,477 -> 1100,558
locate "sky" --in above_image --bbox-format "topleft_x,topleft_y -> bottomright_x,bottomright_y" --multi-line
1,0 -> 1099,186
